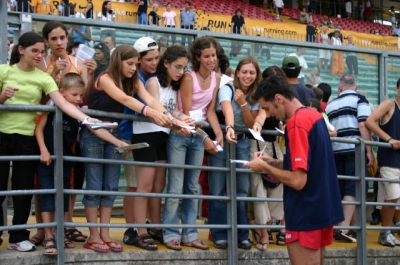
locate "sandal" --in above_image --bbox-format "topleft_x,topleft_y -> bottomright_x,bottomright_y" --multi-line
30,234 -> 44,246
104,241 -> 123,252
165,239 -> 182,251
133,234 -> 158,250
182,239 -> 209,250
148,228 -> 164,243
43,238 -> 58,256
65,228 -> 87,242
268,233 -> 274,244
64,237 -> 75,248
256,242 -> 268,251
276,231 -> 286,246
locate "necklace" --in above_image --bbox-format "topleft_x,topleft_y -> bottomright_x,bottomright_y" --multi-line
197,71 -> 211,83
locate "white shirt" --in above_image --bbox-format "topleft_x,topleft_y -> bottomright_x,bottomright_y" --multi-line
97,11 -> 115,21
274,0 -> 284,8
163,11 -> 176,26
288,52 -> 308,79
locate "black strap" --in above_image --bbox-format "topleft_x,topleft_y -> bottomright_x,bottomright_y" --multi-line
256,140 -> 277,159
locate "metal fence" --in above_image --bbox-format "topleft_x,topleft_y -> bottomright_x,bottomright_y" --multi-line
0,4 -> 400,265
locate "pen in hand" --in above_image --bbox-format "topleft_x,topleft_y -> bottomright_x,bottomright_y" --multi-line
259,145 -> 266,157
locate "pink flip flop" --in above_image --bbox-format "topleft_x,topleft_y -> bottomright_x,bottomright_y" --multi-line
104,241 -> 123,252
83,242 -> 110,253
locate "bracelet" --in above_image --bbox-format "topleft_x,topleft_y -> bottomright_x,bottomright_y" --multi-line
140,104 -> 147,115
241,108 -> 249,113
226,125 -> 234,132
254,121 -> 262,126
240,102 -> 248,108
201,135 -> 209,144
386,136 -> 392,142
82,116 -> 90,124
143,106 -> 149,116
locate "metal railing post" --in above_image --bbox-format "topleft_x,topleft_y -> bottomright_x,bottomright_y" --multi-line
227,143 -> 238,264
355,139 -> 367,265
54,106 -> 65,264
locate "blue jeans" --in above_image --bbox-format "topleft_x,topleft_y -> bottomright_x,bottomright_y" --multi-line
208,138 -> 250,242
162,131 -> 204,243
80,127 -> 121,208
137,12 -> 148,25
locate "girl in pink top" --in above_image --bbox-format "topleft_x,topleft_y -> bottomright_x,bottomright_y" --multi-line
162,36 -> 222,251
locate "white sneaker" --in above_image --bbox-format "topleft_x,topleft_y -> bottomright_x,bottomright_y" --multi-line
388,233 -> 400,246
8,240 -> 36,252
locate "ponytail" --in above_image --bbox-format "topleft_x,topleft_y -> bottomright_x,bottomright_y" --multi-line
8,32 -> 44,66
9,45 -> 20,65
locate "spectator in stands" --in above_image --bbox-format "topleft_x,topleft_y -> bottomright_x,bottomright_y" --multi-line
16,0 -> 31,12
81,44 -> 176,253
304,97 -> 337,137
299,7 -> 313,24
230,8 -> 248,57
132,45 -> 191,251
364,0 -> 372,21
393,23 -> 400,36
281,56 -> 315,104
31,0 -> 54,15
250,65 -> 286,250
162,3 -> 177,44
57,0 -> 72,16
288,47 -> 308,85
326,74 -> 374,243
345,0 -> 352,18
317,82 -> 332,112
320,15 -> 329,26
309,0 -> 316,13
0,31 -> 98,253
136,0 -> 152,25
93,42 -> 110,81
84,0 -> 94,19
317,26 -> 331,71
163,36 -> 222,251
370,28 -> 376,34
274,0 -> 284,20
209,56 -> 261,250
390,6 -> 397,29
345,35 -> 358,78
328,24 -> 343,41
66,41 -> 82,57
254,35 -> 271,60
7,0 -> 17,11
366,78 -> 400,247
158,36 -> 168,56
330,29 -> 344,76
70,8 -> 93,46
148,3 -> 160,26
121,36 -> 160,246
104,36 -> 116,54
246,75 -> 344,265
180,1 -> 196,47
97,1 -> 116,41
306,67 -> 322,87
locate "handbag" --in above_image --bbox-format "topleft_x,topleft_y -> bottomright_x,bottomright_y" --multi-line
258,141 -> 281,189
367,150 -> 379,177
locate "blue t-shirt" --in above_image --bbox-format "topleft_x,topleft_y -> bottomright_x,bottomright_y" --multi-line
119,70 -> 147,140
283,107 -> 344,231
216,84 -> 259,130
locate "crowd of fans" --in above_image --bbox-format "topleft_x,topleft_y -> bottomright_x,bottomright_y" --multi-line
1,0 -> 399,259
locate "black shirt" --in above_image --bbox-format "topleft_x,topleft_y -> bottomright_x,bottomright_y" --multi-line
16,0 -> 30,12
137,0 -> 148,15
148,11 -> 160,26
231,15 -> 245,34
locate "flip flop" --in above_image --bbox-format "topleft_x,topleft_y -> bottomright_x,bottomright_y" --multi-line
256,242 -> 268,251
83,242 -> 110,253
104,241 -> 123,252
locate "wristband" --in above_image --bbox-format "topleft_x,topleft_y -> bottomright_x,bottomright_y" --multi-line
254,121 -> 262,126
201,135 -> 209,144
140,104 -> 147,115
241,108 -> 249,113
386,136 -> 392,143
226,125 -> 234,132
82,116 -> 90,123
163,111 -> 171,115
240,102 -> 248,108
143,106 -> 149,116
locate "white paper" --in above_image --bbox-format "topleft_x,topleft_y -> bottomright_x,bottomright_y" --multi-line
213,141 -> 223,152
248,128 -> 265,142
76,44 -> 95,61
173,123 -> 195,130
275,127 -> 285,134
114,143 -> 149,153
83,120 -> 118,129
220,74 -> 234,88
194,120 -> 210,127
189,110 -> 203,122
230,159 -> 249,164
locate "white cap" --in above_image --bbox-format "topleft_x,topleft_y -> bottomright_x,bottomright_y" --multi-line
133,37 -> 158,53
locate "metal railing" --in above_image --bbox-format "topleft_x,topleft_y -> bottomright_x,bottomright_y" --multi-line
0,5 -> 400,265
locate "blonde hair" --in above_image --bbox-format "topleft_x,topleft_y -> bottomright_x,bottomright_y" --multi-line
60,73 -> 85,90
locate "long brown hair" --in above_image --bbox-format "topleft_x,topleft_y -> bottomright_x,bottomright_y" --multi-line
106,44 -> 139,96
189,36 -> 221,72
233,56 -> 262,105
